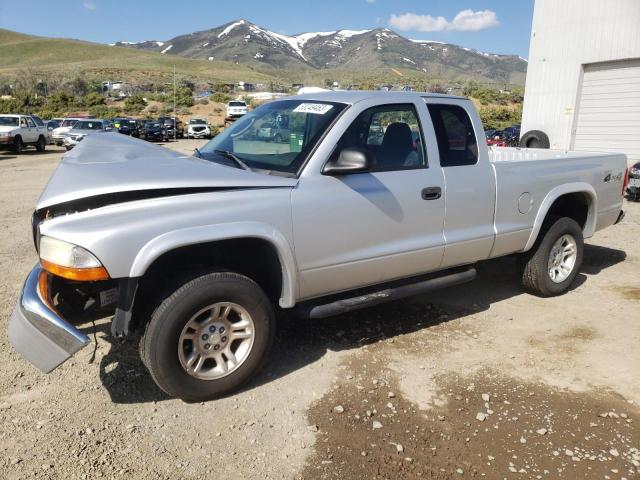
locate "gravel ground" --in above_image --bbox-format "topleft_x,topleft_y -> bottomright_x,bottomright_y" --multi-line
0,141 -> 639,479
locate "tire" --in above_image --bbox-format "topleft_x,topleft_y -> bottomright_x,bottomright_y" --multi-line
520,130 -> 550,149
521,217 -> 584,296
35,136 -> 46,152
13,136 -> 23,154
141,271 -> 275,401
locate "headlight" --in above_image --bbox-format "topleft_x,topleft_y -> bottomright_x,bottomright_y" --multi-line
39,236 -> 110,281
0,132 -> 11,138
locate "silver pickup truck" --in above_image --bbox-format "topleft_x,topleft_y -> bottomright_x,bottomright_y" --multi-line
8,91 -> 628,401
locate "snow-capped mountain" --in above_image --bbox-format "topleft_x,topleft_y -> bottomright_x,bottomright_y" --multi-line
113,19 -> 526,83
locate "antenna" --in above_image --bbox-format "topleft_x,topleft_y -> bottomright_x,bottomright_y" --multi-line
173,64 -> 177,141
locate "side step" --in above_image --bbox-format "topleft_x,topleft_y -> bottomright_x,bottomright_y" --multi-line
295,267 -> 476,319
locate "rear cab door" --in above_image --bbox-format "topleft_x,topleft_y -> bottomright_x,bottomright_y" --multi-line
422,97 -> 497,268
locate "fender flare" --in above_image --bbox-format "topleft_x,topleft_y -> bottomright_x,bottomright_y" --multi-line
129,221 -> 299,308
523,183 -> 597,251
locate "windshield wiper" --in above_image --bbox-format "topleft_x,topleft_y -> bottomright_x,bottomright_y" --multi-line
214,149 -> 252,171
194,148 -> 203,158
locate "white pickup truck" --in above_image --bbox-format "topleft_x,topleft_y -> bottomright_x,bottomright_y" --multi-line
9,92 -> 628,401
0,114 -> 49,153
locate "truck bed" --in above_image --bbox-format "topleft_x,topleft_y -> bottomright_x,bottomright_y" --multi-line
487,146 -> 627,259
488,146 -> 623,163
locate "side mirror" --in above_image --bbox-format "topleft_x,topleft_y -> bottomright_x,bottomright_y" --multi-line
323,147 -> 373,175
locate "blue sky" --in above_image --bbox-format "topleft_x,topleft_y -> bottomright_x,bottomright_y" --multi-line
0,0 -> 534,57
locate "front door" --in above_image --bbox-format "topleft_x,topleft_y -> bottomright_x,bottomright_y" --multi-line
292,101 -> 446,300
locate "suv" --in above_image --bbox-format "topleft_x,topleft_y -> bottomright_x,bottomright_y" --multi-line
0,114 -> 48,153
159,117 -> 184,139
226,100 -> 248,118
186,118 -> 211,139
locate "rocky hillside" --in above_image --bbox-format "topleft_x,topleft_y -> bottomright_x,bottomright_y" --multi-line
114,19 -> 527,84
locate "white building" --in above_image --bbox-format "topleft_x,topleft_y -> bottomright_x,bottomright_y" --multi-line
521,0 -> 640,165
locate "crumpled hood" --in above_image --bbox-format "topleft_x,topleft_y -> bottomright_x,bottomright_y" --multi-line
37,133 -> 297,210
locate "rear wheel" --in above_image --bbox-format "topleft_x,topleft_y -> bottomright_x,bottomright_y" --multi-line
35,136 -> 46,152
141,271 -> 275,401
521,217 -> 584,296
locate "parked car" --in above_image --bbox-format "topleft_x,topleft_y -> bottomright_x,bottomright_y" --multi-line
186,118 -> 211,139
256,113 -> 290,143
158,117 -> 184,139
8,92 -> 628,401
226,100 -> 248,118
486,130 -> 507,147
142,120 -> 168,142
484,129 -> 497,139
626,161 -> 640,201
51,118 -> 82,146
0,114 -> 48,153
112,118 -> 141,137
62,119 -> 113,150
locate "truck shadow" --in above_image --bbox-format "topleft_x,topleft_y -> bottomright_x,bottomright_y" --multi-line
94,243 -> 626,404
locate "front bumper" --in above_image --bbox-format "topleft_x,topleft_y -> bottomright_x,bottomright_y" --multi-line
188,129 -> 210,138
8,266 -> 90,373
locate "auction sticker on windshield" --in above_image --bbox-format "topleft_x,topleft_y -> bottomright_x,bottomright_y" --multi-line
293,103 -> 334,115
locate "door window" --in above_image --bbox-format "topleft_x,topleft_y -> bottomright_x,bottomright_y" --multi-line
427,104 -> 478,167
26,117 -> 36,128
333,104 -> 426,171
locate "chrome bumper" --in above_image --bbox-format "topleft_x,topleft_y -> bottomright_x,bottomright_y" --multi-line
8,266 -> 90,373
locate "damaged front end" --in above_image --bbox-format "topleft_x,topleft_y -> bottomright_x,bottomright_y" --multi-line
8,265 -> 118,373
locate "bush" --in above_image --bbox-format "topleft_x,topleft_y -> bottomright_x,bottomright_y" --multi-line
124,94 -> 147,113
197,98 -> 209,105
83,92 -> 105,108
88,105 -> 122,119
211,92 -> 229,104
0,98 -> 20,114
147,104 -> 158,114
177,107 -> 191,115
479,105 -> 522,130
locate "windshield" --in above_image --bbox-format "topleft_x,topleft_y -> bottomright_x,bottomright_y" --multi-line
228,102 -> 246,107
200,100 -> 346,175
190,119 -> 207,125
61,119 -> 79,128
146,122 -> 161,128
73,121 -> 104,130
0,116 -> 19,126
163,119 -> 176,125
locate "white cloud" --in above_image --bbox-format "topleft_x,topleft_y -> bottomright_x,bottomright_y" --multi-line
83,2 -> 96,11
389,9 -> 498,32
450,9 -> 499,31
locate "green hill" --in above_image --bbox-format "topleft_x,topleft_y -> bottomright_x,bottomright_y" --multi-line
0,29 -> 277,84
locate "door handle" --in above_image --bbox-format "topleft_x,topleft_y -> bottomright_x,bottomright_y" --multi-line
421,186 -> 442,200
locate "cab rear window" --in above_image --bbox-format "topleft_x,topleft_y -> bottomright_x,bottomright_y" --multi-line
427,104 -> 479,167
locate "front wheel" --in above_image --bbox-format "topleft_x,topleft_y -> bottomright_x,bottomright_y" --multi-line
520,217 -> 584,296
13,136 -> 23,154
141,271 -> 275,401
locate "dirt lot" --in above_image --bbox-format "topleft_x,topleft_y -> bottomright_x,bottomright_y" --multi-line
0,142 -> 639,480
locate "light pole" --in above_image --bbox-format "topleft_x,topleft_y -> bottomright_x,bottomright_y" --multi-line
173,64 -> 177,141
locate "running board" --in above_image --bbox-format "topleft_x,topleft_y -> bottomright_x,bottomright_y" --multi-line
295,267 -> 476,319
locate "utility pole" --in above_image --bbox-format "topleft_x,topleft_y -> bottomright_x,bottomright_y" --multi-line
173,64 -> 177,141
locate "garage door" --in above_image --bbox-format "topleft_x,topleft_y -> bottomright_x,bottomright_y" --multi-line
573,59 -> 640,165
